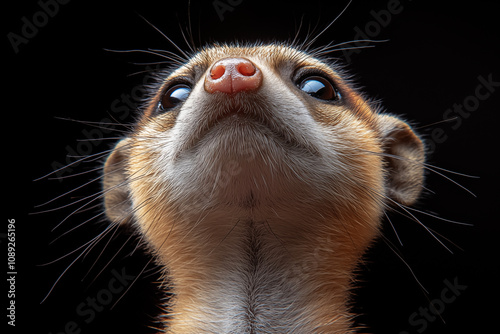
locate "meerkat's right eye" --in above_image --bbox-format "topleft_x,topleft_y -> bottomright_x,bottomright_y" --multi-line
298,76 -> 340,101
158,84 -> 192,111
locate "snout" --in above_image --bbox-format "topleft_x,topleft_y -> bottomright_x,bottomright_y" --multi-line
204,57 -> 262,94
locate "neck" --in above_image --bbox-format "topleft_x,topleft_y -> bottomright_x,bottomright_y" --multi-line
145,206 -> 377,333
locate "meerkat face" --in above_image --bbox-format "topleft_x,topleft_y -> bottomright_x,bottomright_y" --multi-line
101,43 -> 425,332
104,43 -> 424,227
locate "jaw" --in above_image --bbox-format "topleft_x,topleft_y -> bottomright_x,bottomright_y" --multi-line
147,98 -> 379,213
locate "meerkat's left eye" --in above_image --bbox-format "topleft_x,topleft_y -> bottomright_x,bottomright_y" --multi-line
158,84 -> 192,111
298,76 -> 341,101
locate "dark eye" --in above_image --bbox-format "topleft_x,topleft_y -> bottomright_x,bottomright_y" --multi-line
159,84 -> 192,111
298,76 -> 340,101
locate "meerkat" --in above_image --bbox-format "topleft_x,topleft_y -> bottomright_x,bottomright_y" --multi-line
102,43 -> 425,333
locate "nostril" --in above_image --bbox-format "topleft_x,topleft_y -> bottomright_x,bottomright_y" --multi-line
205,57 -> 262,94
237,62 -> 256,76
211,64 -> 226,80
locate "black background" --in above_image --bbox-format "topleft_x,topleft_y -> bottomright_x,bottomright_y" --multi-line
5,0 -> 499,333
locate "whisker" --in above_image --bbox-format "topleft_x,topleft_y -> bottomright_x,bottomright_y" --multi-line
76,136 -> 124,142
126,68 -> 164,78
50,209 -> 110,245
35,173 -> 104,208
185,0 -> 197,53
111,256 -> 155,310
357,149 -> 478,196
137,14 -> 190,60
109,197 -> 173,310
424,165 -> 477,197
33,149 -> 113,182
363,183 -> 462,253
32,178 -> 109,216
104,48 -> 185,66
303,0 -> 353,49
382,236 -> 428,294
40,171 -> 145,231
81,224 -> 121,281
40,223 -> 117,304
426,226 -> 465,252
423,162 -> 479,179
317,45 -> 377,55
148,48 -> 188,64
311,38 -> 389,57
405,206 -> 473,226
176,20 -> 196,56
81,197 -> 154,284
53,116 -> 133,133
422,185 -> 436,195
390,198 -> 453,254
359,148 -> 479,179
81,223 -> 121,262
413,117 -> 460,130
86,231 -> 137,284
384,211 -> 403,246
33,140 -> 149,214
290,14 -> 306,48
38,233 -> 102,267
129,60 -> 174,66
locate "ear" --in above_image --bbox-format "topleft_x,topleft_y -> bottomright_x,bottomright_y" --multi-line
103,138 -> 133,223
378,115 -> 425,206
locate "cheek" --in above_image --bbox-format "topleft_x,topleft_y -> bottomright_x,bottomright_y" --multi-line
127,131 -> 171,199
143,111 -> 178,132
325,118 -> 386,203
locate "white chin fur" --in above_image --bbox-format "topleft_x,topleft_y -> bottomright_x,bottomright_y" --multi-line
152,78 -> 341,214
163,120 -> 324,208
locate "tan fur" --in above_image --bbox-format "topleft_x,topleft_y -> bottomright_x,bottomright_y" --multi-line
103,44 -> 425,333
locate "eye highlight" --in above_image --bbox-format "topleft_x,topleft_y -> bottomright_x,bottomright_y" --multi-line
298,76 -> 341,101
158,84 -> 192,111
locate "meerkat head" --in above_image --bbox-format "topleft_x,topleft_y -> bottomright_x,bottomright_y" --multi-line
102,43 -> 425,332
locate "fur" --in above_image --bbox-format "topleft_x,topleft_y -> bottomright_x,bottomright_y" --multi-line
103,44 -> 425,333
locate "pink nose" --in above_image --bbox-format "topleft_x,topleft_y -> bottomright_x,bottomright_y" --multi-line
204,57 -> 262,94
